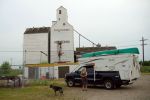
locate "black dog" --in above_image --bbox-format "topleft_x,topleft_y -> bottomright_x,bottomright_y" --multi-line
50,85 -> 64,96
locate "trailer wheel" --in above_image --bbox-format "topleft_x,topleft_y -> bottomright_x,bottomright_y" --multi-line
67,80 -> 74,87
104,80 -> 114,89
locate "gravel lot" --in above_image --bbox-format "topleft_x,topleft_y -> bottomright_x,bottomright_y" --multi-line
64,75 -> 150,100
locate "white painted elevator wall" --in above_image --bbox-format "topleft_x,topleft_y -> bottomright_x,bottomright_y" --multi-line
23,33 -> 48,64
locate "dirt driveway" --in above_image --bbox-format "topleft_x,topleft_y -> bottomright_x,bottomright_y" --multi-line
63,75 -> 150,100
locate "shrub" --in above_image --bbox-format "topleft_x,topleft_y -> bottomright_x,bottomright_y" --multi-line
0,61 -> 11,76
0,61 -> 22,76
139,61 -> 150,66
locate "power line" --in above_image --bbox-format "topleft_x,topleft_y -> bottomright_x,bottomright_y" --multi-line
0,44 -> 142,53
140,36 -> 148,62
0,50 -> 75,52
0,51 -> 23,52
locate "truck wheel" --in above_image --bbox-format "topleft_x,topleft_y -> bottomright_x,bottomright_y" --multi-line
104,80 -> 114,89
67,80 -> 74,87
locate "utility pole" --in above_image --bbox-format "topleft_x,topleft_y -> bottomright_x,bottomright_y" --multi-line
22,50 -> 27,88
140,37 -> 148,62
79,34 -> 81,48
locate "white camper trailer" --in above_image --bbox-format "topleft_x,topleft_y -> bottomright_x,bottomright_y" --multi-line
65,48 -> 140,89
79,54 -> 140,83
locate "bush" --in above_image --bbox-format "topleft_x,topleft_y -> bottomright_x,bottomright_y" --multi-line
139,61 -> 150,66
0,61 -> 11,75
0,61 -> 22,76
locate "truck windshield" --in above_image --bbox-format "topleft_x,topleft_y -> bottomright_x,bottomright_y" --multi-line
77,67 -> 84,72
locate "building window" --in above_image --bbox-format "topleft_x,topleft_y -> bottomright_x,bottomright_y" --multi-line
63,23 -> 65,26
59,10 -> 61,14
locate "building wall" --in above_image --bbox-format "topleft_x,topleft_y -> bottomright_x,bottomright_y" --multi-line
23,6 -> 75,79
23,33 -> 48,64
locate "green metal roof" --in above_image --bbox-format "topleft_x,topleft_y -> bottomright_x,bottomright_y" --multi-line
82,48 -> 139,58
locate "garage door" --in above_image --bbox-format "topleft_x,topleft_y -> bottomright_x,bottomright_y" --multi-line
58,66 -> 69,78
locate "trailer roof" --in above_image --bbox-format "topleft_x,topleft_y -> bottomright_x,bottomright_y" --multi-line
82,48 -> 139,58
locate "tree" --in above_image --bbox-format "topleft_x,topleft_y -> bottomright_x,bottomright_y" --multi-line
0,61 -> 11,74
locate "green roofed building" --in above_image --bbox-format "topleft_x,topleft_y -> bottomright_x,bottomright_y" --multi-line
82,48 -> 139,58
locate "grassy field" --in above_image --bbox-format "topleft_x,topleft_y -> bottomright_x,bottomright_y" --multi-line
0,79 -> 84,100
141,66 -> 150,73
0,86 -> 75,100
0,86 -> 49,100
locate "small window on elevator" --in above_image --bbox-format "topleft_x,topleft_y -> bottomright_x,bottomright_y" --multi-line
59,10 -> 61,14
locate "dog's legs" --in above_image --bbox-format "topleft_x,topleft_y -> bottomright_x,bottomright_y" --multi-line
55,91 -> 57,96
59,89 -> 64,96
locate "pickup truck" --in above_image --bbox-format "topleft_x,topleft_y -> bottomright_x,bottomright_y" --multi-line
65,48 -> 140,89
65,64 -> 124,89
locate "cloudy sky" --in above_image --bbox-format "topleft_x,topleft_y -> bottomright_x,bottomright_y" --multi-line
0,0 -> 150,65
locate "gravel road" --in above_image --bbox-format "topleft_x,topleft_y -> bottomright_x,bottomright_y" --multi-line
64,75 -> 150,100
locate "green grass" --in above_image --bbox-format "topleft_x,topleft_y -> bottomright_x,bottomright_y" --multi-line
0,86 -> 54,100
141,66 -> 150,73
0,86 -> 84,100
0,79 -> 84,100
